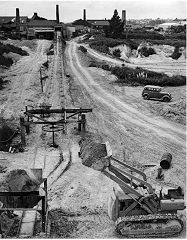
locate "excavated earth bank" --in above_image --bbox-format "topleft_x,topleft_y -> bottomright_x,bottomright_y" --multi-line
79,138 -> 110,171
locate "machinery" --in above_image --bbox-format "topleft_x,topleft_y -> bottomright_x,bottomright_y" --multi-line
80,141 -> 185,238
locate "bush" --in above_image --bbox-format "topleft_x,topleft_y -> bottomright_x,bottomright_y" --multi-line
0,42 -> 28,56
170,46 -> 182,60
0,77 -> 7,90
0,55 -> 13,67
102,64 -> 110,71
138,46 -> 156,57
113,49 -> 121,57
0,42 -> 28,67
78,46 -> 87,53
165,33 -> 186,40
128,39 -> 186,48
89,61 -> 97,67
105,65 -> 186,86
90,44 -> 109,54
122,32 -> 165,40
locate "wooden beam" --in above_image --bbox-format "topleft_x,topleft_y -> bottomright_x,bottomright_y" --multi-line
23,120 -> 84,125
25,112 -> 49,123
20,117 -> 26,146
0,191 -> 39,196
25,108 -> 92,114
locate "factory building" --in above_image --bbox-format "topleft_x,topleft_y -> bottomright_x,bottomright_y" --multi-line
0,5 -> 65,40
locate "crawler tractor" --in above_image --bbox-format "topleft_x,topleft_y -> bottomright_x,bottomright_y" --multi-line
80,141 -> 185,238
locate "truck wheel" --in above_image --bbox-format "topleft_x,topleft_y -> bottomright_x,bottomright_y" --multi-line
163,97 -> 170,102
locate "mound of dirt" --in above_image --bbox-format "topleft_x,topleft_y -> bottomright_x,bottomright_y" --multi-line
2,169 -> 40,192
79,139 -> 109,171
3,52 -> 21,64
0,169 -> 41,208
151,98 -> 186,125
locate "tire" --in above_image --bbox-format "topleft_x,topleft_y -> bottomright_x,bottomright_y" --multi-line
143,94 -> 149,100
163,97 -> 170,102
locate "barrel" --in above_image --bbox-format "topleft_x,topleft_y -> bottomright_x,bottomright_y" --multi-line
160,153 -> 172,169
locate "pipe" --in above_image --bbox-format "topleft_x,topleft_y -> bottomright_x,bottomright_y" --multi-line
160,153 -> 172,169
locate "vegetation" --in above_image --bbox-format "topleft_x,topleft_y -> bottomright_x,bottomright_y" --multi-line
109,66 -> 186,86
0,42 -> 28,67
170,46 -> 182,60
78,45 -> 87,53
0,55 -> 13,67
0,42 -> 28,56
89,61 -> 186,86
123,31 -> 165,40
106,9 -> 124,38
138,46 -> 156,57
113,49 -> 121,57
89,37 -> 138,55
0,77 -> 8,90
132,39 -> 186,48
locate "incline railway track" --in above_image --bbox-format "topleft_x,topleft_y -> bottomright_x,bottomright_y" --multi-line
8,32 -> 73,238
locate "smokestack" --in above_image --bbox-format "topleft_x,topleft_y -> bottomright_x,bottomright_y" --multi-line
122,10 -> 126,29
83,9 -> 86,21
16,8 -> 20,34
56,5 -> 59,23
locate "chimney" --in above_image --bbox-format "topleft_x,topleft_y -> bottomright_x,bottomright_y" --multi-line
56,5 -> 59,23
122,10 -> 126,29
16,8 -> 20,33
83,9 -> 86,21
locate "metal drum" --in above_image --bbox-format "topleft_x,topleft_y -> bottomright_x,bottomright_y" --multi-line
160,153 -> 172,169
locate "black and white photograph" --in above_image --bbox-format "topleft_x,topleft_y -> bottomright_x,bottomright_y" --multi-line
0,0 -> 186,238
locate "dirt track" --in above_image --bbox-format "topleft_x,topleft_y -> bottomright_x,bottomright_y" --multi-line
0,36 -> 186,238
66,40 -> 185,172
85,43 -> 186,76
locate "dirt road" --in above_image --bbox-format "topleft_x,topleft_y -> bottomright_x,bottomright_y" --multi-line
66,40 -> 185,164
85,43 -> 186,76
49,38 -> 186,237
0,35 -> 186,238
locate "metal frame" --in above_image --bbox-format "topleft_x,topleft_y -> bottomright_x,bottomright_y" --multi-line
0,178 -> 48,233
20,107 -> 92,146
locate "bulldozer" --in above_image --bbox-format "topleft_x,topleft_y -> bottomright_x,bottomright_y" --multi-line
79,140 -> 185,238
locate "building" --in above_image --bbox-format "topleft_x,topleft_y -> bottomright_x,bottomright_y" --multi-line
87,20 -> 109,30
155,21 -> 187,31
0,16 -> 28,35
0,5 -> 66,40
27,13 -> 65,39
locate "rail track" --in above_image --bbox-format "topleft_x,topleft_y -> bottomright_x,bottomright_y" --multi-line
12,32 -> 73,238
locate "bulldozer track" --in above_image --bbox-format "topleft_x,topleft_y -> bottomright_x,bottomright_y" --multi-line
115,213 -> 184,238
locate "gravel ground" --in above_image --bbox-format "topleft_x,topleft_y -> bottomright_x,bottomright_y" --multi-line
0,36 -> 186,238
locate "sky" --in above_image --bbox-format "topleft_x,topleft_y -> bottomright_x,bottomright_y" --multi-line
0,0 -> 186,23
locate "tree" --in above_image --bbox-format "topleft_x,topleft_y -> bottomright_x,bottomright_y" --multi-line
108,9 -> 124,38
